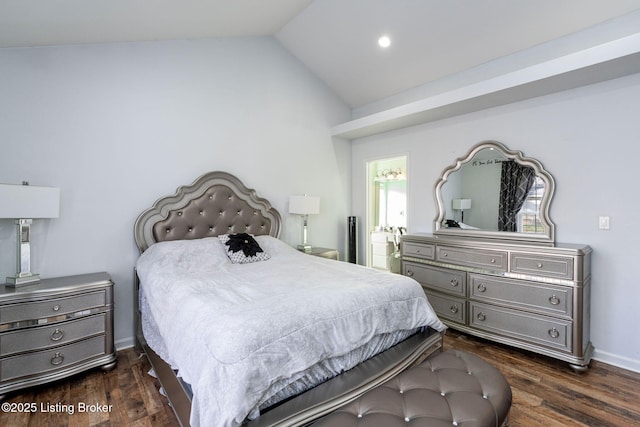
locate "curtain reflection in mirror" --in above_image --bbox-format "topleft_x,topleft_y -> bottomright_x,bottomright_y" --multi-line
498,160 -> 536,232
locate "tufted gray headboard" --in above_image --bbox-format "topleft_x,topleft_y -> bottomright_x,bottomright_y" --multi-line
134,171 -> 282,253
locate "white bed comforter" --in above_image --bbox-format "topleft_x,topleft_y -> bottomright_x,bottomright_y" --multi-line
135,235 -> 445,427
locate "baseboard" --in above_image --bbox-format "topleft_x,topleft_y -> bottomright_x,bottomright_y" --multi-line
593,349 -> 640,373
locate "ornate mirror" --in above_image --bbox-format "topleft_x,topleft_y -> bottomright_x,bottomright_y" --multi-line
434,141 -> 556,243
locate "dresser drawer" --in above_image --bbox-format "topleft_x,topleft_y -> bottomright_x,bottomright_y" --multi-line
510,253 -> 574,280
0,291 -> 106,324
0,335 -> 106,382
436,246 -> 507,271
0,314 -> 106,357
424,290 -> 466,324
403,262 -> 466,296
402,242 -> 435,260
469,274 -> 573,318
470,302 -> 572,352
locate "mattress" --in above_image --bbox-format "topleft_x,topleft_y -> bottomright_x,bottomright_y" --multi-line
136,235 -> 445,427
140,290 -> 417,409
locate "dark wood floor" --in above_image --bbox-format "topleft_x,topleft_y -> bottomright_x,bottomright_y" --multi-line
2,330 -> 639,426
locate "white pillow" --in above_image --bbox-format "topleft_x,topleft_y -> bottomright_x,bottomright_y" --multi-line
218,233 -> 271,264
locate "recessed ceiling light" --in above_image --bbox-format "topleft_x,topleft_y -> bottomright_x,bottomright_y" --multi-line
378,35 -> 391,48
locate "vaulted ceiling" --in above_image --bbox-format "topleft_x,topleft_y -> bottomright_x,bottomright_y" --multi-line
2,0 -> 639,109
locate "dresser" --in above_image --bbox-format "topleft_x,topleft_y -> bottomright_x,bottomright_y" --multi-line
401,233 -> 593,372
0,272 -> 117,399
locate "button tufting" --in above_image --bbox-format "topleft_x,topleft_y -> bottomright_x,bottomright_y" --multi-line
209,227 -> 213,231
311,349 -> 511,427
199,211 -> 204,215
188,227 -> 193,232
177,212 -> 182,216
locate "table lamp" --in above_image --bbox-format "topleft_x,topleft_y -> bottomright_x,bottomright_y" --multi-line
0,182 -> 60,287
452,198 -> 471,223
289,195 -> 320,252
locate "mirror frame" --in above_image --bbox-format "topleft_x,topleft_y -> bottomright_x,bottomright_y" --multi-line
434,141 -> 556,244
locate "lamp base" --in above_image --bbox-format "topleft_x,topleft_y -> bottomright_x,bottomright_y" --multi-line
6,273 -> 41,288
297,244 -> 312,253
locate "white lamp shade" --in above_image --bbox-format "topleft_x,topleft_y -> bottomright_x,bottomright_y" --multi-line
289,195 -> 320,215
0,183 -> 60,219
452,198 -> 471,210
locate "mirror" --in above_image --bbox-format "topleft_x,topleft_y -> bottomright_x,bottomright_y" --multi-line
434,141 -> 555,243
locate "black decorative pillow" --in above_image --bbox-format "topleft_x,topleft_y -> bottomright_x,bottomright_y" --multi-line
218,233 -> 270,264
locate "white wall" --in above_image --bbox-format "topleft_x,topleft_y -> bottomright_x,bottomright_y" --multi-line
0,37 -> 351,348
351,73 -> 640,372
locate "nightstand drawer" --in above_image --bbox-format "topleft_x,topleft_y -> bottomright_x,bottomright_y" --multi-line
511,253 -> 574,280
469,274 -> 573,318
0,313 -> 106,357
437,246 -> 507,271
0,335 -> 106,381
0,290 -> 106,324
424,290 -> 466,324
470,302 -> 572,352
404,262 -> 466,297
402,242 -> 435,260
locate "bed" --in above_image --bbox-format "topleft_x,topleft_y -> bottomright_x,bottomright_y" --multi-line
133,171 -> 446,427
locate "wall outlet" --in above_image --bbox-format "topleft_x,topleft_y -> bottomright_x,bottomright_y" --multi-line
598,216 -> 610,230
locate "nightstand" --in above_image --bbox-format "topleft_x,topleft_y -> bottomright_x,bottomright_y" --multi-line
0,272 -> 117,399
300,247 -> 339,260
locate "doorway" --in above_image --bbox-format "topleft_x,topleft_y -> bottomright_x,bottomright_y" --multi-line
366,156 -> 407,271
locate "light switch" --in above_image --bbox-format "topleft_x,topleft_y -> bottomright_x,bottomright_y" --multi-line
598,216 -> 610,230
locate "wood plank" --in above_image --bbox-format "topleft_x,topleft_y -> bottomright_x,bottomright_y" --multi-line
1,333 -> 639,426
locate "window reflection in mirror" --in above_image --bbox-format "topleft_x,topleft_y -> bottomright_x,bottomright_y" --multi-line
518,176 -> 545,233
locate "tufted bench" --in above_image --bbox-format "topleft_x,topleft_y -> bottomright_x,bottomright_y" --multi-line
311,349 -> 512,427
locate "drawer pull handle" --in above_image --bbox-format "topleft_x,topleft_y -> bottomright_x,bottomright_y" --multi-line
450,278 -> 459,287
490,258 -> 496,264
442,252 -> 448,257
548,328 -> 560,339
549,295 -> 560,305
51,352 -> 64,366
406,270 -> 414,277
450,305 -> 459,314
52,305 -> 60,312
415,249 -> 421,253
537,263 -> 544,268
477,283 -> 486,292
50,328 -> 64,341
476,312 -> 486,321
